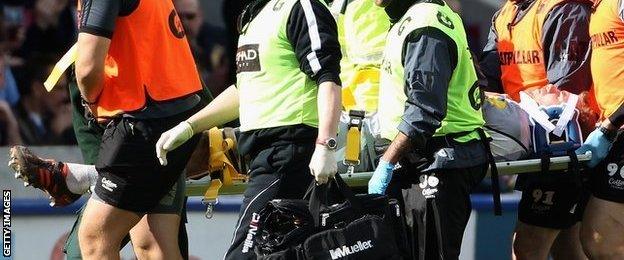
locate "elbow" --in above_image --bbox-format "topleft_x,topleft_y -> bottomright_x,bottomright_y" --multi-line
75,64 -> 100,86
75,62 -> 103,100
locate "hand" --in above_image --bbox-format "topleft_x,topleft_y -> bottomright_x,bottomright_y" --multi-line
309,145 -> 337,184
576,128 -> 612,168
368,159 -> 395,194
156,121 -> 194,166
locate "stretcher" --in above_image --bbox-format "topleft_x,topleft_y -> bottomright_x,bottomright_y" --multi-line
185,152 -> 591,217
185,152 -> 591,197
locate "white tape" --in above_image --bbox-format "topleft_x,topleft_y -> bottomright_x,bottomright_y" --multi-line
552,94 -> 579,137
519,91 -> 556,133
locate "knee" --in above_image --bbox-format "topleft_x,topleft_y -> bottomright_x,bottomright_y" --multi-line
78,225 -> 115,257
77,226 -> 96,255
133,240 -> 180,260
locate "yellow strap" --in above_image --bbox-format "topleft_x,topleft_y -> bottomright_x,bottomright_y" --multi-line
202,179 -> 223,202
44,44 -> 77,92
344,125 -> 361,164
207,127 -> 246,186
342,68 -> 380,111
350,69 -> 380,87
342,87 -> 357,110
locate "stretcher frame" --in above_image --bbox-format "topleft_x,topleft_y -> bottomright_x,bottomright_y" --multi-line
185,152 -> 591,197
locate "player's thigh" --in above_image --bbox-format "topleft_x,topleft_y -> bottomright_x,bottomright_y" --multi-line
513,221 -> 559,258
581,196 -> 624,253
551,223 -> 587,260
79,198 -> 140,246
130,213 -> 182,258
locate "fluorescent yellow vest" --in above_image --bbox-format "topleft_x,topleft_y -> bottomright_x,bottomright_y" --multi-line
339,0 -> 390,113
236,0 -> 321,132
378,2 -> 485,142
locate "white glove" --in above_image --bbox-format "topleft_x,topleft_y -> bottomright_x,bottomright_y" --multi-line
156,121 -> 194,166
309,144 -> 338,184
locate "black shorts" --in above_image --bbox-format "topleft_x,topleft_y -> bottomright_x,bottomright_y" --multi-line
517,170 -> 586,229
94,108 -> 200,213
589,130 -> 624,203
388,163 -> 487,260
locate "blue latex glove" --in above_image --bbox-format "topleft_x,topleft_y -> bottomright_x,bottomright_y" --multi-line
576,128 -> 612,168
368,159 -> 395,194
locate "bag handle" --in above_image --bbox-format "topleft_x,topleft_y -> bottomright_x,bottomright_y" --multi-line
308,174 -> 363,227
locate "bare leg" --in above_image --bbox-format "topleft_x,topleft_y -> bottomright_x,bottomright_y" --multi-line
551,223 -> 587,260
130,214 -> 183,260
78,199 -> 141,260
581,196 -> 624,260
512,221 -> 559,260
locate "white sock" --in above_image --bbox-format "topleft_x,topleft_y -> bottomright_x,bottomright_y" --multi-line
65,163 -> 98,194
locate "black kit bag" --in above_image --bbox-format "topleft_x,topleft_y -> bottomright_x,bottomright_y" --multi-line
255,174 -> 408,259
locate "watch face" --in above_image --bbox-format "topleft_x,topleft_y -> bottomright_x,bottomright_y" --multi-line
327,138 -> 337,149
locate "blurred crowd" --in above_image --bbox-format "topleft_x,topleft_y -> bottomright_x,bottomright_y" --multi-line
0,0 -> 240,146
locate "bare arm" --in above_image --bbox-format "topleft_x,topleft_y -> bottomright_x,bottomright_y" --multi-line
186,85 -> 240,134
75,33 -> 110,103
381,133 -> 412,164
316,81 -> 341,142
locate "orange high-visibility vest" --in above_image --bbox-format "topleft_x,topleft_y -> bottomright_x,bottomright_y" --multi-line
590,0 -> 624,119
79,0 -> 201,118
494,0 -> 577,101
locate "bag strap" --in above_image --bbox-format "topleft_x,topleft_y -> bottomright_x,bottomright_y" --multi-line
477,129 -> 502,216
308,174 -> 363,227
540,153 -> 551,175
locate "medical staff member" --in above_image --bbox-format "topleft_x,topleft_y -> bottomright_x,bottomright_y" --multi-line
368,0 -> 489,259
479,0 -> 592,259
577,0 -> 624,258
73,0 -> 204,258
155,0 -> 342,259
331,0 -> 390,113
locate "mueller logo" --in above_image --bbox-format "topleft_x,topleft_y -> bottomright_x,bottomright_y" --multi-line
101,178 -> 118,192
329,240 -> 374,259
237,44 -> 261,73
242,213 -> 261,253
592,31 -> 620,48
498,50 -> 542,65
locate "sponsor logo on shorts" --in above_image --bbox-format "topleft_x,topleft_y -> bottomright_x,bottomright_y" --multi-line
608,178 -> 624,190
606,163 -> 624,190
419,175 -> 439,199
329,240 -> 373,259
242,213 -> 261,253
101,178 -> 118,192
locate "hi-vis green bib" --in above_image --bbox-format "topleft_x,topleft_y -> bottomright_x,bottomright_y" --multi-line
340,0 -> 390,113
236,0 -> 321,132
378,1 -> 484,142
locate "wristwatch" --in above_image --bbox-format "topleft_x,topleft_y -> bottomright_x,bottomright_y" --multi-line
316,138 -> 338,150
598,126 -> 617,142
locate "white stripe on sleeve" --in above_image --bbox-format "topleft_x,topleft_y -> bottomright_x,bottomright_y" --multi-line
300,0 -> 322,75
